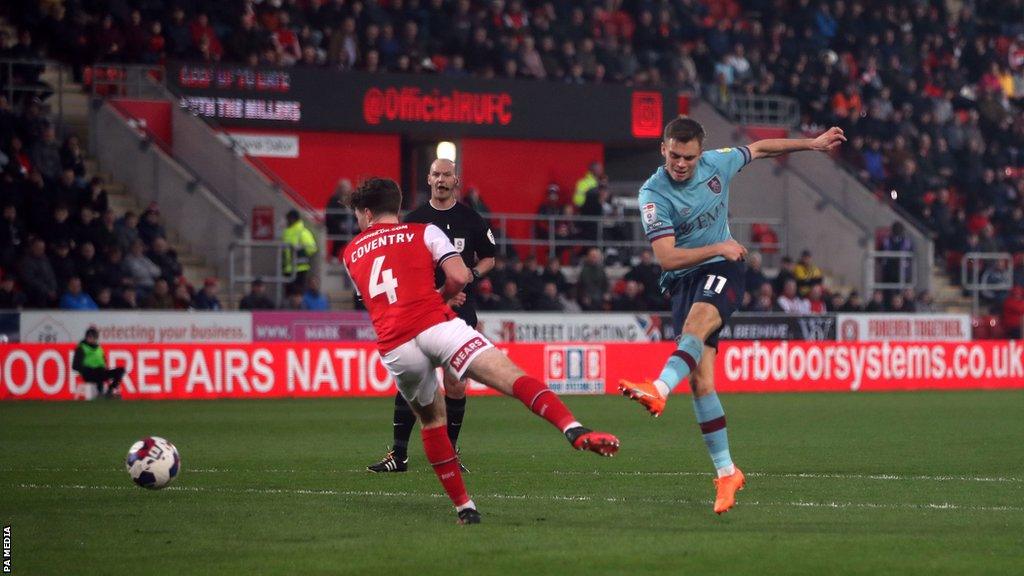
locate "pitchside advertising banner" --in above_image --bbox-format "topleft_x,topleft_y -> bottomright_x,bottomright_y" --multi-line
836,313 -> 971,341
167,63 -> 677,142
12,311 -> 970,344
251,311 -> 376,342
3,341 -> 1023,400
19,312 -> 252,344
478,312 -> 839,342
477,312 -> 663,343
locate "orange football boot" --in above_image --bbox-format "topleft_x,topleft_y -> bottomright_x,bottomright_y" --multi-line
713,467 -> 746,514
617,379 -> 666,417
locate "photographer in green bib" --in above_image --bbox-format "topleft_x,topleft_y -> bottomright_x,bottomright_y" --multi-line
72,327 -> 125,399
282,209 -> 318,290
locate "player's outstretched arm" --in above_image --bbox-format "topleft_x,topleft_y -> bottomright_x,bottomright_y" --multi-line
747,126 -> 846,160
651,237 -> 747,271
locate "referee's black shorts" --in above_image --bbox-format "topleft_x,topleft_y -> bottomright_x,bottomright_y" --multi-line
455,303 -> 479,330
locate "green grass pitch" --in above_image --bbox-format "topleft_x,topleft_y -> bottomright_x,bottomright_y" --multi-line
1,391 -> 1022,575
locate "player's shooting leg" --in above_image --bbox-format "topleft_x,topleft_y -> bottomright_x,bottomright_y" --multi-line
656,302 -> 722,394
442,369 -> 468,450
464,348 -> 580,433
461,348 -> 524,395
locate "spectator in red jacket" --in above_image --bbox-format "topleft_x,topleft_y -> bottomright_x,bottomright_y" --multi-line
1001,286 -> 1024,339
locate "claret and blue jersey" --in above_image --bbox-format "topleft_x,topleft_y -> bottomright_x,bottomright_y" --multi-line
638,145 -> 752,291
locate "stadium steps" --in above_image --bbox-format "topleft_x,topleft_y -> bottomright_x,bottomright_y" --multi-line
929,267 -> 973,314
51,68 -> 223,295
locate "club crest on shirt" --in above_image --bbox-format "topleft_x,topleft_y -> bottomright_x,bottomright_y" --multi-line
642,202 -> 658,225
454,238 -> 465,252
680,207 -> 692,217
707,175 -> 722,194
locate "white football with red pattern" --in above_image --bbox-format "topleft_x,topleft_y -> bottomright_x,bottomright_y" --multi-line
125,436 -> 180,489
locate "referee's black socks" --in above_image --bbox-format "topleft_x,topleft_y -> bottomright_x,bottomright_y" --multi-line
445,395 -> 467,448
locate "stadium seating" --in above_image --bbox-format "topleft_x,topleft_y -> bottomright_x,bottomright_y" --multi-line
1,0 -> 1020,313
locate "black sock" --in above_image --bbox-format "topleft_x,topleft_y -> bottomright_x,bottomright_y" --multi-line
391,392 -> 416,461
445,395 -> 467,449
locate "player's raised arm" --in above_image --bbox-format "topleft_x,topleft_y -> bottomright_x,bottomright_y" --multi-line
650,236 -> 747,271
747,126 -> 847,160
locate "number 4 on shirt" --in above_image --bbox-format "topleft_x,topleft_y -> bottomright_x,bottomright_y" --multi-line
369,255 -> 399,303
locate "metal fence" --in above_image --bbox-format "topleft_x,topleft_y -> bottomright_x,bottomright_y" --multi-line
85,63 -> 165,99
228,241 -> 297,305
704,90 -> 800,127
0,58 -> 70,129
865,250 -> 915,293
324,209 -> 786,267
961,252 -> 1014,316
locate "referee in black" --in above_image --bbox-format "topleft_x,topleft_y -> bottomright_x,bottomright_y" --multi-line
367,157 -> 496,473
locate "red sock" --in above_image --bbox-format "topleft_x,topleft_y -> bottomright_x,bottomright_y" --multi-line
421,425 -> 470,508
512,376 -> 577,432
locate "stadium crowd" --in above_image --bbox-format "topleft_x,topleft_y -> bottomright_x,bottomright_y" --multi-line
466,242 -> 934,314
0,93 -> 237,310
2,0 -> 1022,318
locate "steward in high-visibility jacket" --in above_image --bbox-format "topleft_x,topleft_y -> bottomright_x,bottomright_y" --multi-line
72,327 -> 125,399
282,209 -> 318,287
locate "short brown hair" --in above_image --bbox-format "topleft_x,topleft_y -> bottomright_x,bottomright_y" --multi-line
348,177 -> 403,215
663,116 -> 705,144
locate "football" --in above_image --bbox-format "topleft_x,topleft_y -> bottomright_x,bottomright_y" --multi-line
125,436 -> 181,489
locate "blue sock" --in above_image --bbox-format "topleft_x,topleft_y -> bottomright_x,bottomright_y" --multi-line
656,334 -> 703,392
692,392 -> 733,473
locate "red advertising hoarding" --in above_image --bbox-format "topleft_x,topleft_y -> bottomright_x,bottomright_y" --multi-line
3,341 -> 1023,401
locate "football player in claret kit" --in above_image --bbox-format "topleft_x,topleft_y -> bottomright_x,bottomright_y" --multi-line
619,116 -> 845,514
342,177 -> 619,525
367,158 -> 495,474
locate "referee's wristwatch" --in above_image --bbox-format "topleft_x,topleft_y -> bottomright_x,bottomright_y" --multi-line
470,268 -> 482,282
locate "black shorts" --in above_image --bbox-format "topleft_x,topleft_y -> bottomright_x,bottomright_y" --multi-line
670,259 -> 746,349
455,303 -> 478,329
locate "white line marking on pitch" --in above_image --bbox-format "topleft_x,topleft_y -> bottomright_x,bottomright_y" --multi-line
551,470 -> 1024,483
2,467 -> 1021,484
10,483 -> 1023,513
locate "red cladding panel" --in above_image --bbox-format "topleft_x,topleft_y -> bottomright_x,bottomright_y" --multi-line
110,99 -> 173,145
226,129 -> 401,210
459,138 -> 603,259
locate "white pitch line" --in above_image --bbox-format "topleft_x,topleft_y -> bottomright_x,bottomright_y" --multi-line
551,470 -> 1024,484
3,467 -> 1021,484
10,483 -> 1023,513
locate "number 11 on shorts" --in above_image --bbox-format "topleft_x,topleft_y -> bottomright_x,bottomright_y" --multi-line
704,274 -> 727,294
